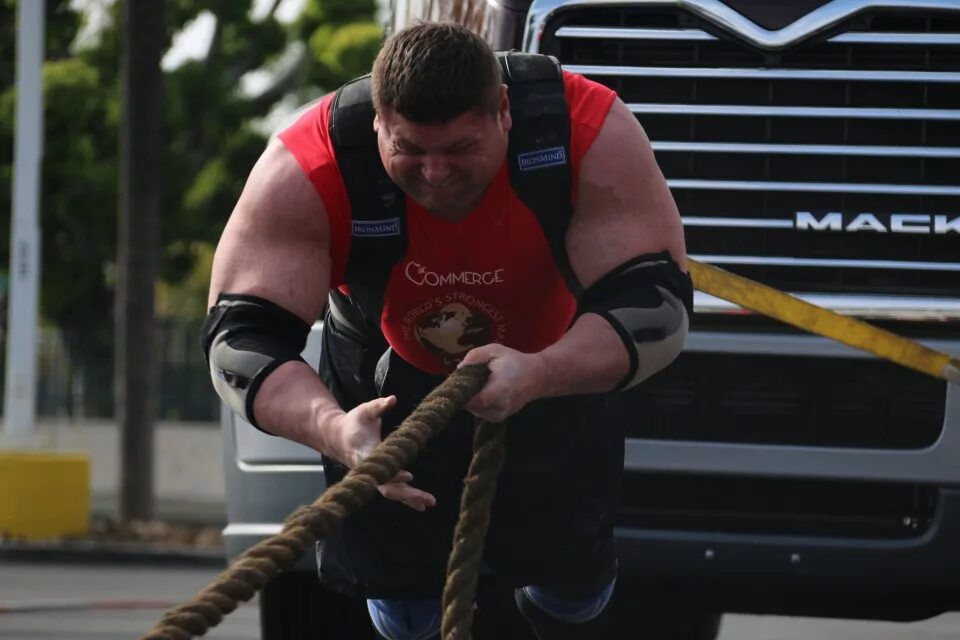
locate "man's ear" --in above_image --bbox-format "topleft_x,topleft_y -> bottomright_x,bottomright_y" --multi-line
499,84 -> 512,132
373,112 -> 380,133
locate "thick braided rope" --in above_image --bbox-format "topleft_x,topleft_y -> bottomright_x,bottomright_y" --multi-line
441,419 -> 507,640
141,364 -> 490,640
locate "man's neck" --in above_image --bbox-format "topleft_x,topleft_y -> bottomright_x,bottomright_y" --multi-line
421,184 -> 491,222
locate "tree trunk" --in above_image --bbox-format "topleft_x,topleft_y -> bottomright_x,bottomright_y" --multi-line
116,0 -> 164,522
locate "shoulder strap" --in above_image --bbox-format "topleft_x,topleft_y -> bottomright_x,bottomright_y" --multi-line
497,51 -> 581,296
329,75 -> 406,334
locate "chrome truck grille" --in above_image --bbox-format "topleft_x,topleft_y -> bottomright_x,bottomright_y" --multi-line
525,1 -> 958,449
529,1 -> 960,307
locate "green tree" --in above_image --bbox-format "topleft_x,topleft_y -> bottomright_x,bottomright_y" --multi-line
160,2 -> 291,288
0,0 -> 387,417
0,1 -> 116,414
297,0 -> 382,91
0,0 -> 302,416
158,0 -> 387,320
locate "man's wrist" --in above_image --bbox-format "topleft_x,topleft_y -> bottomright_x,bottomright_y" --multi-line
527,351 -> 556,401
309,403 -> 346,457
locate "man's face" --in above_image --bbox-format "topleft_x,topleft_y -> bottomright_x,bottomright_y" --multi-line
374,86 -> 511,219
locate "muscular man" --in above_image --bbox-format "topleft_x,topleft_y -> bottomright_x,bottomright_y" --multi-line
203,22 -> 689,640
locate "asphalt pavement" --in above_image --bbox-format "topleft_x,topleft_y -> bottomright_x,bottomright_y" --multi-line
1,561 -> 958,639
0,561 -> 257,639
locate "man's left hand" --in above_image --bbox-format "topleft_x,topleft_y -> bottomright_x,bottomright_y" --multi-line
458,344 -> 548,422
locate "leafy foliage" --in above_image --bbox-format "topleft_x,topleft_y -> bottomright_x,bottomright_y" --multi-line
310,20 -> 383,86
0,0 -> 384,416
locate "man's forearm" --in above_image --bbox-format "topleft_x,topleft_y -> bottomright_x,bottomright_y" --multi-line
534,313 -> 631,399
251,360 -> 345,455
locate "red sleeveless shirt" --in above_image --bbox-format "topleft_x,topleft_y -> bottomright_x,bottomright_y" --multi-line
279,72 -> 616,375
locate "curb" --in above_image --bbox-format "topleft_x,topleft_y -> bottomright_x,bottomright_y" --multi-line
0,540 -> 226,567
0,598 -> 179,614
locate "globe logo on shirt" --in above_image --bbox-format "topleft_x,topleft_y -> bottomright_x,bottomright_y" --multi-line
415,303 -> 493,366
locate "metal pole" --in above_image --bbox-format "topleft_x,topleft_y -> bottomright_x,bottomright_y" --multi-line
4,0 -> 45,444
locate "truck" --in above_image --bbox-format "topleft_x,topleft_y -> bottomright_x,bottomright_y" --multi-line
221,1 -> 960,637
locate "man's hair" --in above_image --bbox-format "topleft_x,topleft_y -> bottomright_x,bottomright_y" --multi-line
371,22 -> 503,123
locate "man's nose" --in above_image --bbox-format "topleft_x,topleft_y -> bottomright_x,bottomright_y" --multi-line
420,156 -> 451,185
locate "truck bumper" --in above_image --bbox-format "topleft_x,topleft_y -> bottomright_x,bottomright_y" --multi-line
613,487 -> 960,621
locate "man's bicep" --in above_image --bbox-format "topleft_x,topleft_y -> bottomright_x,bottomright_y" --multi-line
209,141 -> 332,324
567,98 -> 687,289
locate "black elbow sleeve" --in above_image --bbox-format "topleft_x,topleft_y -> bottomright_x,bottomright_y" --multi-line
577,252 -> 692,390
200,294 -> 311,430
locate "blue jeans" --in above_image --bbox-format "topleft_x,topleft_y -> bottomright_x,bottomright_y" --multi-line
366,576 -> 616,640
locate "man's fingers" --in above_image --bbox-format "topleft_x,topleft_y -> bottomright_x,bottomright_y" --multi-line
466,393 -> 507,422
458,344 -> 502,368
378,482 -> 437,511
360,395 -> 397,420
377,395 -> 397,412
378,482 -> 435,505
392,470 -> 413,483
465,391 -> 490,413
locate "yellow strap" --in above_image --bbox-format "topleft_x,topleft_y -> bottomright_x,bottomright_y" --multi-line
687,259 -> 960,385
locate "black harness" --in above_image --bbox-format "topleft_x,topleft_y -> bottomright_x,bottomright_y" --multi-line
328,51 -> 579,339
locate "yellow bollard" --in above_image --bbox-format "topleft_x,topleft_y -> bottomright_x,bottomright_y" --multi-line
0,451 -> 90,540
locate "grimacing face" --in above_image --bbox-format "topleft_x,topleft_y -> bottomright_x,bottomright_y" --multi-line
374,85 -> 512,220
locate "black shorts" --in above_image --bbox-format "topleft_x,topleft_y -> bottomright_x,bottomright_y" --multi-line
316,309 -> 624,600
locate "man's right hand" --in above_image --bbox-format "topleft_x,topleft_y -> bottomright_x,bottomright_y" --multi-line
328,395 -> 438,512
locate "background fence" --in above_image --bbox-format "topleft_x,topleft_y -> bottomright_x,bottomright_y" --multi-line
4,319 -> 218,423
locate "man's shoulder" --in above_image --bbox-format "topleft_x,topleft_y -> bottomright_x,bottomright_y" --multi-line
561,70 -> 617,124
557,69 -> 618,170
276,92 -> 336,148
275,93 -> 343,187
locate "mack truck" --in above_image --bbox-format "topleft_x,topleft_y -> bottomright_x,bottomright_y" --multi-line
221,1 -> 960,637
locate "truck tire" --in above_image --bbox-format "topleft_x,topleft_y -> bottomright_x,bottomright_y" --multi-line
259,572 -> 377,640
620,610 -> 723,640
643,612 -> 723,640
610,589 -> 723,640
